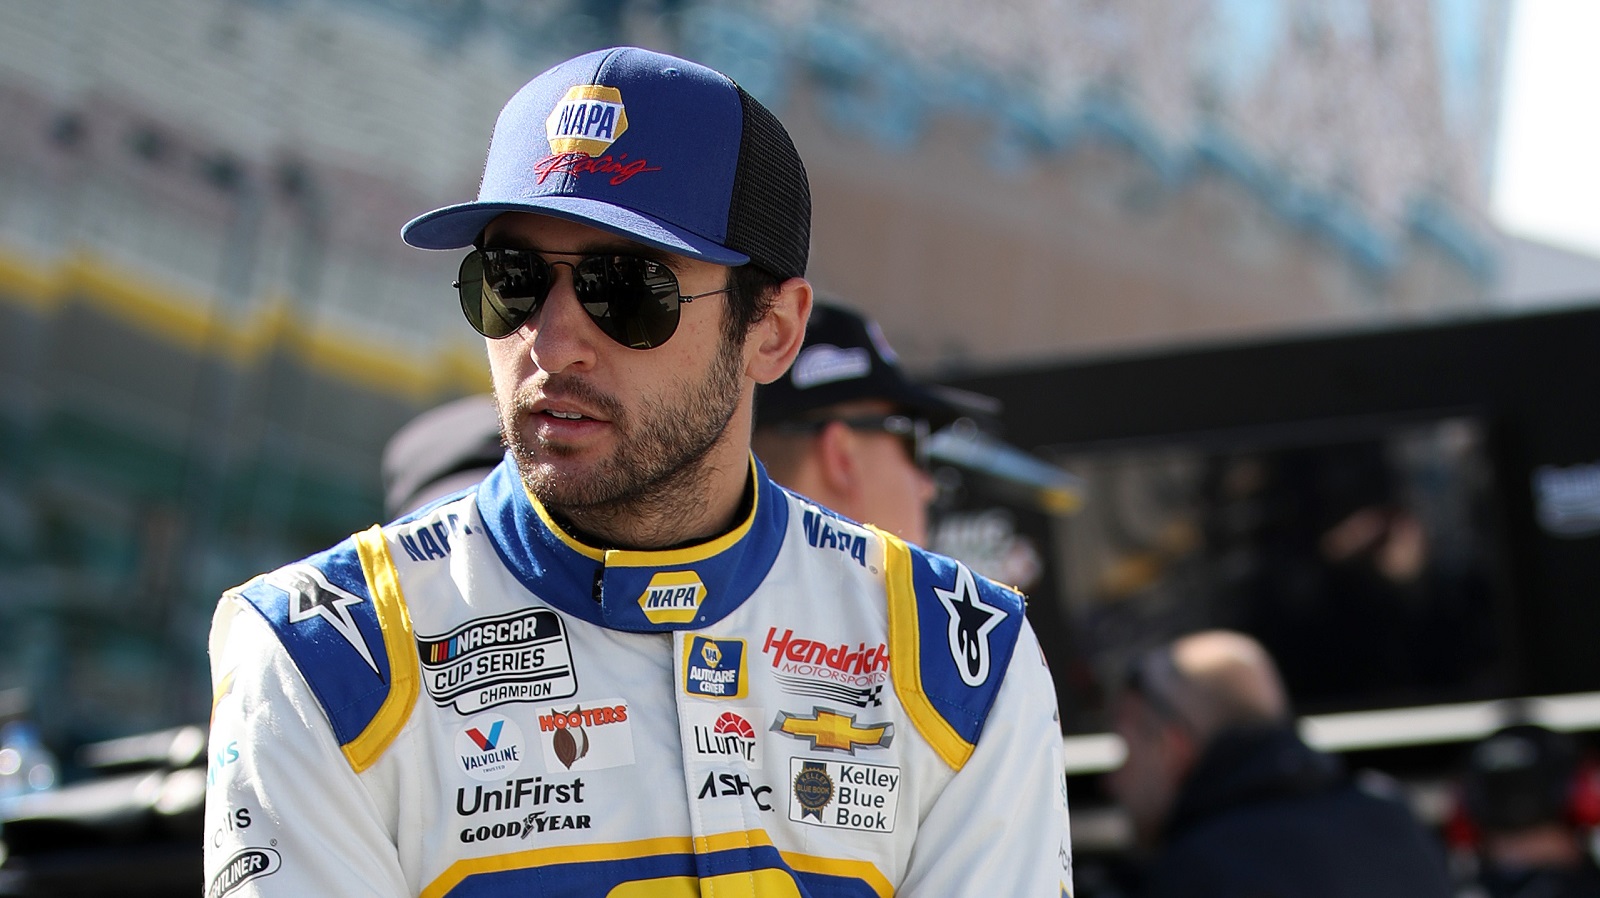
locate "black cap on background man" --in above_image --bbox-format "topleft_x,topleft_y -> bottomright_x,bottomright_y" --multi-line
752,302 -> 982,545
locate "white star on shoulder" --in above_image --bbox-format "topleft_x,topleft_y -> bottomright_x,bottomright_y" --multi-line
932,563 -> 1007,687
267,564 -> 381,675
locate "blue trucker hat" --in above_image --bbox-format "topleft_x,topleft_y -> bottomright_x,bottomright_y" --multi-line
402,46 -> 810,280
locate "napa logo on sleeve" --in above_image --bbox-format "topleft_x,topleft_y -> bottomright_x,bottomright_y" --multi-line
683,636 -> 748,699
638,571 -> 705,624
547,85 -> 628,156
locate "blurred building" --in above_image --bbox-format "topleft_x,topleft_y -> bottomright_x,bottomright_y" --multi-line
0,0 -> 1513,745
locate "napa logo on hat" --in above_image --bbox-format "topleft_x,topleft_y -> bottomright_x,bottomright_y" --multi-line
547,85 -> 629,156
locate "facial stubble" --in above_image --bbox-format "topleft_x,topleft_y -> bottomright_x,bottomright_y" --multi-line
499,332 -> 746,543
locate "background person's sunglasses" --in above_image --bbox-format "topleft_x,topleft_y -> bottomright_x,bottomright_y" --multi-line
777,414 -> 932,470
454,247 -> 730,349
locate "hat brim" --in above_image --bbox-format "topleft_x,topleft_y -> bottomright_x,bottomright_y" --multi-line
888,381 -> 968,431
402,196 -> 752,268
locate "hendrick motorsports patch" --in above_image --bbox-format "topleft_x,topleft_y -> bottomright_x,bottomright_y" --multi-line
787,757 -> 900,832
418,609 -> 577,713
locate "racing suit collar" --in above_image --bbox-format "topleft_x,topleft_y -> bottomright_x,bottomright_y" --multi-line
476,454 -> 789,632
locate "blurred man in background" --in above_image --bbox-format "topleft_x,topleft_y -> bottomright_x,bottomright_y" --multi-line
1457,723 -> 1600,897
752,302 -> 960,546
1107,629 -> 1452,897
379,392 -> 505,518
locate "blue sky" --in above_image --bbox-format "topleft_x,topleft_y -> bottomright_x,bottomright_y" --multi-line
1492,0 -> 1600,255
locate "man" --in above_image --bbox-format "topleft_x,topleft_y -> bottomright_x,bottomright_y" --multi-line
752,302 -> 964,547
1458,723 -> 1600,897
1107,629 -> 1451,897
203,47 -> 1070,897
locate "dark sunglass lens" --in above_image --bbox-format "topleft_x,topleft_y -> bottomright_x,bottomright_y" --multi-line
573,256 -> 682,349
459,249 -> 550,338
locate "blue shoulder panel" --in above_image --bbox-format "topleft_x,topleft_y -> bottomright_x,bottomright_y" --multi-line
903,544 -> 1026,748
235,537 -> 394,749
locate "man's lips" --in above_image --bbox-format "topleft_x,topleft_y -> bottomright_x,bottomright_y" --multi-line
529,400 -> 609,424
521,400 -> 613,443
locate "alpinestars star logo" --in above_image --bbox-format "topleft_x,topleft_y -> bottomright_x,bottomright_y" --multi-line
932,563 -> 1006,687
267,564 -> 379,674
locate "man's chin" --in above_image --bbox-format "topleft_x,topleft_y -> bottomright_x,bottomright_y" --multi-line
515,455 -> 619,510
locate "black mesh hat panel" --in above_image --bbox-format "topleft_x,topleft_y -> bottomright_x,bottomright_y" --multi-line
727,86 -> 811,280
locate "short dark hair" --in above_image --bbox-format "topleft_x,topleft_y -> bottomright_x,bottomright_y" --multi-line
722,263 -> 784,346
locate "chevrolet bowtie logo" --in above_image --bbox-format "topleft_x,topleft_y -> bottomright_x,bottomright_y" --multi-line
771,708 -> 894,754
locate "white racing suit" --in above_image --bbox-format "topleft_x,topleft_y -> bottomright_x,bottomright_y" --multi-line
203,457 -> 1072,897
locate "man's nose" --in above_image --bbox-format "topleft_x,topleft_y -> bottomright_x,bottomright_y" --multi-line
525,264 -> 598,373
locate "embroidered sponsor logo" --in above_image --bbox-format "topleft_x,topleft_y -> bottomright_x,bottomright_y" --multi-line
933,563 -> 1006,687
683,636 -> 748,699
792,344 -> 871,388
637,571 -> 705,624
396,513 -> 472,562
787,758 -> 900,832
209,806 -> 252,849
207,847 -> 281,898
266,564 -> 378,674
686,706 -> 761,766
771,708 -> 894,754
534,84 -> 660,186
455,775 -> 591,843
418,609 -> 577,713
535,701 -> 634,771
697,770 -> 773,811
210,669 -> 236,723
762,628 -> 887,675
547,85 -> 628,155
207,739 -> 241,787
761,627 -> 889,701
458,811 -> 592,843
800,511 -> 868,566
774,673 -> 883,708
455,714 -> 526,781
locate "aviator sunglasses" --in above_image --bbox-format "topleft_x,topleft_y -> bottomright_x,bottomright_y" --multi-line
777,414 -> 932,471
455,247 -> 730,349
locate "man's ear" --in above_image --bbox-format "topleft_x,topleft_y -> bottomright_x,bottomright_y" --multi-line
747,277 -> 812,384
